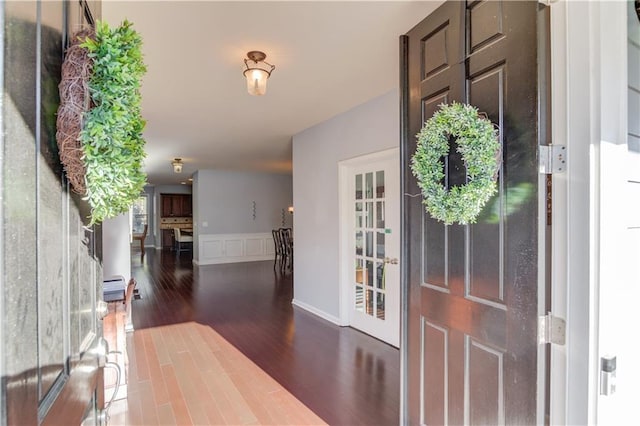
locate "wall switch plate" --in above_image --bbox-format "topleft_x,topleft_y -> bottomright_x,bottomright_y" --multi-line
202,221 -> 208,227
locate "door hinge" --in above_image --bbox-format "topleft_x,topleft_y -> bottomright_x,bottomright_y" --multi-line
539,145 -> 566,174
538,313 -> 566,345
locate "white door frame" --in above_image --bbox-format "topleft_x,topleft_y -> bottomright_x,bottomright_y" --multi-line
548,2 -> 570,424
338,147 -> 400,331
549,1 -> 595,423
549,1 -> 636,425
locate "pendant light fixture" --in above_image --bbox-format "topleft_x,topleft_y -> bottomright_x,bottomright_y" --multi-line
172,158 -> 183,173
243,51 -> 275,96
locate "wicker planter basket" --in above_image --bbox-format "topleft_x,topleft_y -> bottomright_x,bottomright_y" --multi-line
56,29 -> 94,194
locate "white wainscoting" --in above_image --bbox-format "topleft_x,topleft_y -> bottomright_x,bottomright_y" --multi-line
195,232 -> 275,265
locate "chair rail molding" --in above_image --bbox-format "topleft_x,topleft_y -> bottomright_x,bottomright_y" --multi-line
194,232 -> 275,265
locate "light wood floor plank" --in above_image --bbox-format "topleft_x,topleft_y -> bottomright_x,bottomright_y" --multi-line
150,326 -> 171,366
137,380 -> 160,425
143,331 -> 170,407
118,322 -> 326,425
156,403 -> 177,426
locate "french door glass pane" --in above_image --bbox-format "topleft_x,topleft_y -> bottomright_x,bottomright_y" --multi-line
355,174 -> 363,200
376,170 -> 385,198
355,202 -> 363,227
376,262 -> 385,289
356,231 -> 363,256
366,231 -> 374,257
355,259 -> 364,284
355,286 -> 364,312
376,201 -> 385,228
366,260 -> 374,287
366,202 -> 373,228
376,232 -> 385,259
376,293 -> 386,320
365,172 -> 373,198
366,289 -> 374,316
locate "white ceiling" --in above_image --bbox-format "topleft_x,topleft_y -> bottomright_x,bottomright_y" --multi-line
102,1 -> 441,185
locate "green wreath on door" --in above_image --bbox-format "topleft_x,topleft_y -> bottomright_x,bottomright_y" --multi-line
411,102 -> 501,225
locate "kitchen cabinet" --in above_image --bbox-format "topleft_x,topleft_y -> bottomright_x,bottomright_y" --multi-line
181,196 -> 192,216
172,196 -> 182,216
162,196 -> 173,217
161,194 -> 192,217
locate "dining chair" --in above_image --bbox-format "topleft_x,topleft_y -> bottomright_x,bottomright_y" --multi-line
174,227 -> 193,254
272,229 -> 285,270
132,224 -> 148,255
280,227 -> 293,270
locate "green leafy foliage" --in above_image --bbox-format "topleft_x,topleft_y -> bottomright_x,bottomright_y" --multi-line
80,20 -> 147,224
411,102 -> 500,225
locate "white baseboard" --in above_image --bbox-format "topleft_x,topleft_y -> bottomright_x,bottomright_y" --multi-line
131,244 -> 156,249
197,255 -> 273,265
291,299 -> 343,326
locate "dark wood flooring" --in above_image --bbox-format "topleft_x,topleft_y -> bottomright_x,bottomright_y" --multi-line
131,249 -> 400,426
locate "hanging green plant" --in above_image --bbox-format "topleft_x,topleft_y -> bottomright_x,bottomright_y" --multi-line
411,102 -> 500,225
79,20 -> 147,224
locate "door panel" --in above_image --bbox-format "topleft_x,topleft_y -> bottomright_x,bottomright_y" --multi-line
2,2 -> 40,422
403,1 -> 545,424
38,154 -> 66,401
38,0 -> 67,389
70,196 -> 82,360
468,66 -> 504,305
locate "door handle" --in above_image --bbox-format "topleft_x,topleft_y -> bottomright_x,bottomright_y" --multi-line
94,337 -> 109,367
96,300 -> 109,320
384,257 -> 399,265
81,409 -> 107,426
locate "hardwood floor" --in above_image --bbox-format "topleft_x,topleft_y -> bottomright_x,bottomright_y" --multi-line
108,322 -> 326,425
130,249 -> 400,425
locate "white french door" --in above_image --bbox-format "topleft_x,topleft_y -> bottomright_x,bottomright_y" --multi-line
340,149 -> 400,347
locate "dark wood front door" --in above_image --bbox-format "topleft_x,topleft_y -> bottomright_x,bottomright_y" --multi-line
1,1 -> 106,424
401,1 -> 549,424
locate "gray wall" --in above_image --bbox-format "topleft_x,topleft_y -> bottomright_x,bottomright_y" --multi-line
193,169 -> 293,260
292,89 -> 398,320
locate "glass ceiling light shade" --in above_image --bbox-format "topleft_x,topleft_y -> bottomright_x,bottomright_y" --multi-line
243,51 -> 275,96
172,158 -> 183,173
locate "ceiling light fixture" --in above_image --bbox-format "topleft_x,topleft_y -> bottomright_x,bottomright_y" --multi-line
172,158 -> 183,173
243,51 -> 275,96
